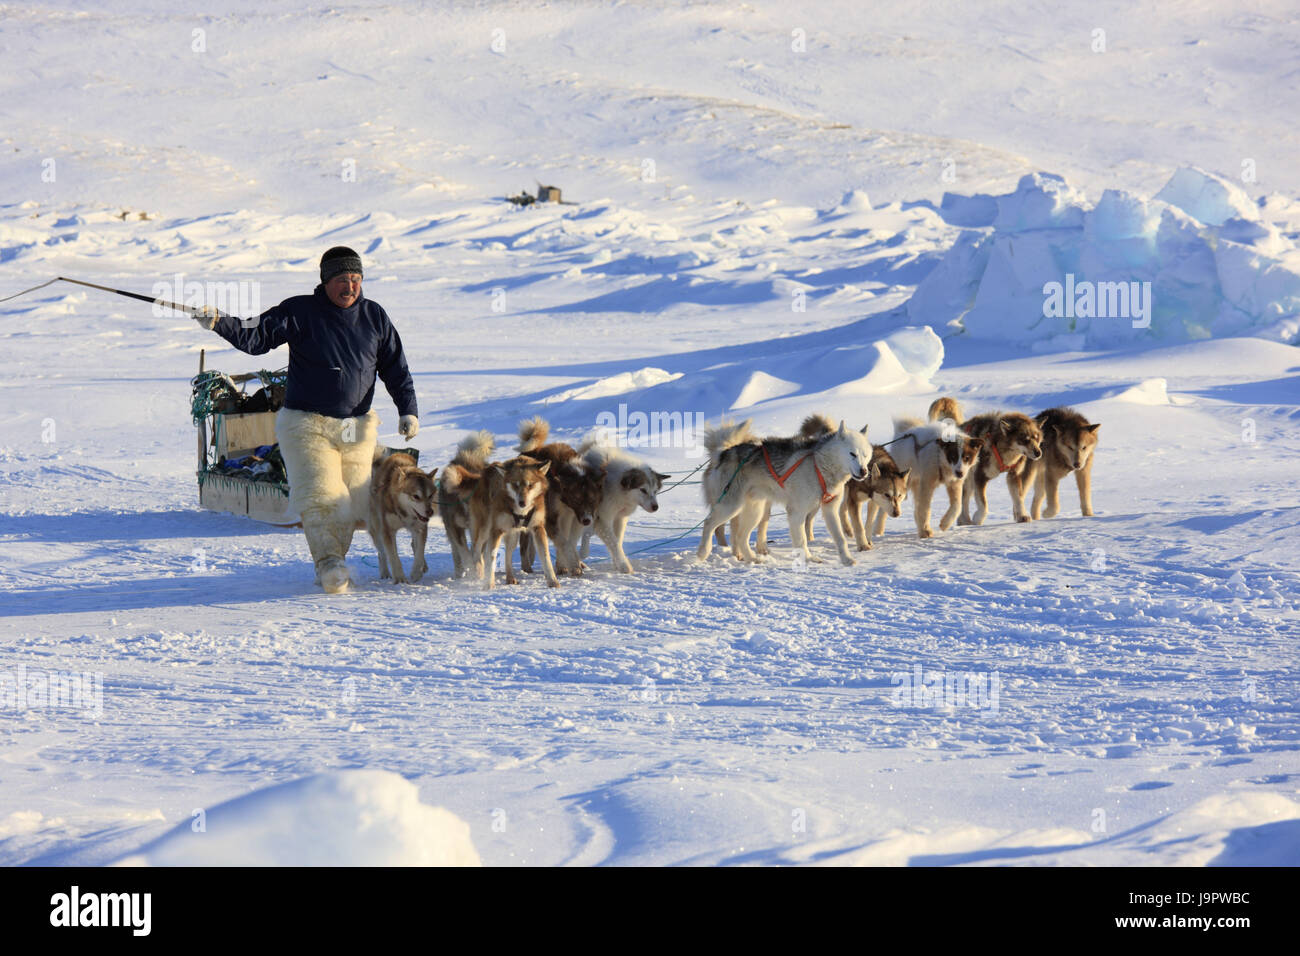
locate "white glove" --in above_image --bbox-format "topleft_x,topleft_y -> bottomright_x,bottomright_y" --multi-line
398,415 -> 419,440
193,305 -> 221,330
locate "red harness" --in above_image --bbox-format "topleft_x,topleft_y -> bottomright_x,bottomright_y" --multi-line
762,446 -> 837,504
989,442 -> 1014,473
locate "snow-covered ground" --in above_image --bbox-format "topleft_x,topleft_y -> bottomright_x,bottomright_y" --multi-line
1,1 -> 1298,866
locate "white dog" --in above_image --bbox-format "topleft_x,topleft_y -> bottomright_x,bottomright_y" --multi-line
577,442 -> 669,573
697,419 -> 870,567
884,417 -> 983,538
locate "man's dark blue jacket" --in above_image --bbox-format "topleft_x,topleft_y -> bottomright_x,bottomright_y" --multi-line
214,285 -> 417,420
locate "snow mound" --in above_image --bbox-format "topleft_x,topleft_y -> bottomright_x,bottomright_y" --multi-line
1109,377 -> 1170,405
698,325 -> 944,408
114,770 -> 481,866
731,370 -> 801,409
535,327 -> 943,433
993,171 -> 1087,232
1095,792 -> 1300,866
833,189 -> 873,215
542,367 -> 682,404
914,167 -> 1300,347
1156,166 -> 1260,227
703,326 -> 943,411
0,810 -> 48,838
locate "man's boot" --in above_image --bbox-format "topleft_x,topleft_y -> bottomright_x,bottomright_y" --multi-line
302,510 -> 351,593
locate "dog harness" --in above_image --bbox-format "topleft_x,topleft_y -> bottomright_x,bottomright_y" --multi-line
988,442 -> 1013,473
762,445 -> 837,504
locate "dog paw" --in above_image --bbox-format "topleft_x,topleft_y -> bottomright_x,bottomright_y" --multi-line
857,543 -> 872,552
1080,509 -> 1092,517
1016,515 -> 1031,523
840,556 -> 857,567
919,528 -> 933,539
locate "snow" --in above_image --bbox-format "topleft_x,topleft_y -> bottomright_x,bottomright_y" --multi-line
1108,378 -> 1171,406
114,770 -> 481,867
910,167 -> 1300,347
541,368 -> 683,405
1156,166 -> 1262,228
0,0 -> 1298,867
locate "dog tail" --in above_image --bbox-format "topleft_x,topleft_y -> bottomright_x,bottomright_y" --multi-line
892,415 -> 924,439
927,396 -> 964,425
798,412 -> 836,439
703,419 -> 755,464
577,434 -> 613,469
439,462 -> 481,497
516,416 -> 549,453
453,429 -> 495,469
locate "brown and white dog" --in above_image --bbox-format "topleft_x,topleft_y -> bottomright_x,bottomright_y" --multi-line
888,416 -> 983,538
437,430 -> 495,579
468,455 -> 559,590
959,411 -> 1044,525
516,417 -> 605,576
368,452 -> 438,583
1018,407 -> 1100,519
843,444 -> 911,550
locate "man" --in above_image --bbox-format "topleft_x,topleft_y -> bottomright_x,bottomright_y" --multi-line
195,246 -> 419,593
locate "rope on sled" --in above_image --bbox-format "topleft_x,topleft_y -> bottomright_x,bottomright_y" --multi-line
190,367 -> 287,425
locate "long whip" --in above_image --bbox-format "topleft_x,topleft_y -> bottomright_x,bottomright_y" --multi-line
0,275 -> 204,315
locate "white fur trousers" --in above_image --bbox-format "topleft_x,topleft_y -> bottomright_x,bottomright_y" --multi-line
276,407 -> 379,576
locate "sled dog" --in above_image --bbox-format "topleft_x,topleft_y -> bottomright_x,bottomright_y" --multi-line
843,445 -> 911,550
728,413 -> 837,556
516,417 -> 605,575
368,452 -> 439,583
576,442 -> 669,574
887,417 -> 983,538
1018,407 -> 1099,519
698,418 -> 870,566
927,396 -> 964,426
468,455 -> 559,590
959,411 -> 1044,525
437,430 -> 494,578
